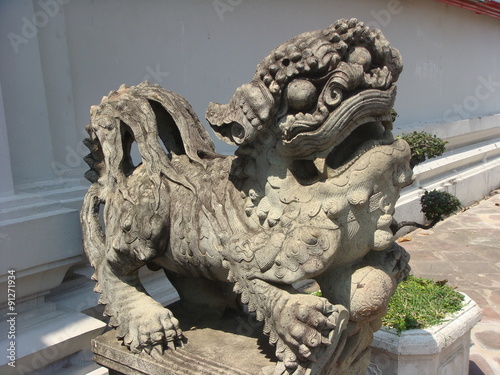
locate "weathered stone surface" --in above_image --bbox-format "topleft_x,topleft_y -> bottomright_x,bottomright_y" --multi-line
81,19 -> 412,374
93,307 -> 273,375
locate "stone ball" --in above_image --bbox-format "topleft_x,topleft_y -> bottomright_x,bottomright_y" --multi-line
287,79 -> 317,111
346,47 -> 372,71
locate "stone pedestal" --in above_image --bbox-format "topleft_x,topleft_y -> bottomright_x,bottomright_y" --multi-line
92,306 -> 278,375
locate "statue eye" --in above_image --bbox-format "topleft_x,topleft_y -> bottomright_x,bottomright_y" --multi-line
324,87 -> 343,108
287,79 -> 317,112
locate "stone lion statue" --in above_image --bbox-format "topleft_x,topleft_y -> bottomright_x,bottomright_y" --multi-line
81,18 -> 413,375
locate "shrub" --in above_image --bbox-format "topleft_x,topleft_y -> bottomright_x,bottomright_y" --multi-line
420,190 -> 462,222
400,131 -> 447,167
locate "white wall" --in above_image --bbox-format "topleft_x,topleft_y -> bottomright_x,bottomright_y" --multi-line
0,82 -> 14,196
1,0 -> 499,180
60,0 -> 500,155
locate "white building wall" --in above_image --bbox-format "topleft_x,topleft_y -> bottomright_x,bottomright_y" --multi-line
60,0 -> 500,155
0,0 -> 498,373
0,82 -> 14,197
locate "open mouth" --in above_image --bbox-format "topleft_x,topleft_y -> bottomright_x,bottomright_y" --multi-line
325,118 -> 394,172
282,86 -> 397,181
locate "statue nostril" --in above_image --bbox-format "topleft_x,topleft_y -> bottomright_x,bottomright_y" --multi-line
231,122 -> 246,144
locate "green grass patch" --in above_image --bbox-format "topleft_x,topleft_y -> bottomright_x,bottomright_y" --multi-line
308,290 -> 323,297
382,275 -> 464,333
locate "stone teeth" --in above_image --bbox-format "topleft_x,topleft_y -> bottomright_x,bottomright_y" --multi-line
295,112 -> 305,121
314,113 -> 326,122
257,210 -> 268,220
267,218 -> 278,227
257,197 -> 271,214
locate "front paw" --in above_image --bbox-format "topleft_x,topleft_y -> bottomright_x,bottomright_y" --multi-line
272,294 -> 342,370
115,299 -> 183,354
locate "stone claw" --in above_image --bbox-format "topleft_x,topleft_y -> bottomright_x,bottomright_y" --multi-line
272,293 -> 343,368
321,336 -> 331,346
323,302 -> 337,314
116,300 -> 183,355
283,351 -> 298,370
152,343 -> 164,356
299,344 -> 317,362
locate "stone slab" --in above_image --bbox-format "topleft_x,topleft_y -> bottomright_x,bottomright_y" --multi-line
92,306 -> 277,375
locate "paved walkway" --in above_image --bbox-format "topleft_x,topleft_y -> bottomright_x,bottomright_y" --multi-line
400,190 -> 500,374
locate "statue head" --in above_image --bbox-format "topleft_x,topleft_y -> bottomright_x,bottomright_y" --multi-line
206,18 -> 402,164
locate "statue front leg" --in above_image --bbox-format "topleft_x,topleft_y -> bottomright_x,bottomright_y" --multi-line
227,267 -> 349,373
316,243 -> 411,373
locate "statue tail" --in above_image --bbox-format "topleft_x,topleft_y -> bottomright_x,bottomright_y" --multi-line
80,81 -> 218,269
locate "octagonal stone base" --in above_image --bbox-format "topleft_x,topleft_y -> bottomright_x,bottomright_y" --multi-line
368,293 -> 482,375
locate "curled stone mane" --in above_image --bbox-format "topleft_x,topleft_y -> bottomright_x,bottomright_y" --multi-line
206,18 -> 402,151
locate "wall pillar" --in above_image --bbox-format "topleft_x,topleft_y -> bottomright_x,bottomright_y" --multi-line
0,82 -> 14,197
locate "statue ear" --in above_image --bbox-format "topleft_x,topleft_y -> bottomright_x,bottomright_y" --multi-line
206,102 -> 240,146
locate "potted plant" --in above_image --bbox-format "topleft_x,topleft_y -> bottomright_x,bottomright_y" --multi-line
368,276 -> 482,375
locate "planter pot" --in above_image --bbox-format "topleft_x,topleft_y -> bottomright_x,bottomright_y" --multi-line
368,293 -> 482,375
